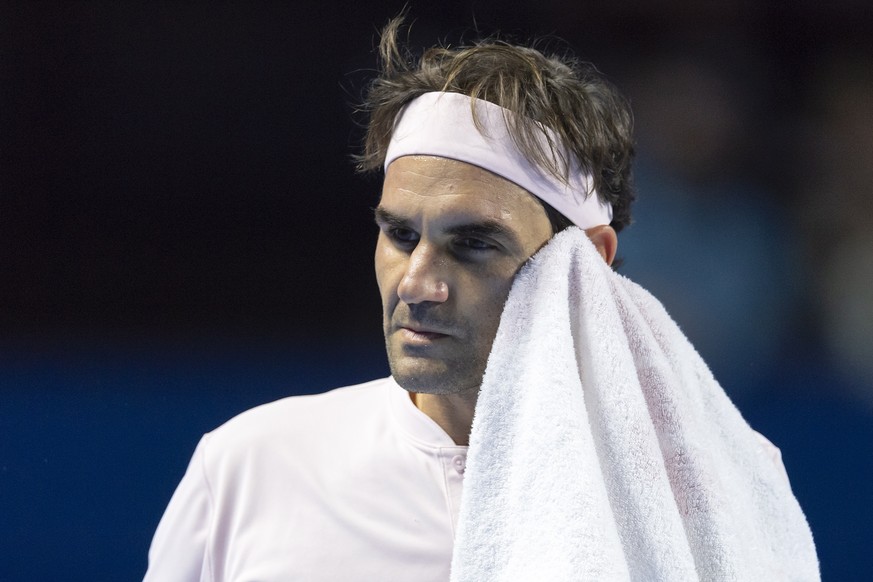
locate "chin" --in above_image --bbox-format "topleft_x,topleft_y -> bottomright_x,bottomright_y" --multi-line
383,332 -> 489,395
388,358 -> 481,396
390,367 -> 455,395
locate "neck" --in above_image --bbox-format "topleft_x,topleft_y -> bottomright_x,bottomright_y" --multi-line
410,390 -> 478,446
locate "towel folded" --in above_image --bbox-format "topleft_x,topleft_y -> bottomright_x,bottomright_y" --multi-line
450,228 -> 818,581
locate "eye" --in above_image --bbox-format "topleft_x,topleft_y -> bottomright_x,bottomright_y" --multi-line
455,237 -> 496,251
388,227 -> 419,245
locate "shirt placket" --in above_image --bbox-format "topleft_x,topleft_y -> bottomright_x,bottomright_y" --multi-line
438,447 -> 467,536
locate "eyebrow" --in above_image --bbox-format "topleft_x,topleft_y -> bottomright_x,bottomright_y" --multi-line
373,207 -> 409,229
374,206 -> 522,247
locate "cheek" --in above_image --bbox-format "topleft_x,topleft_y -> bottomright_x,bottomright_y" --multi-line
374,238 -> 400,301
464,273 -> 516,329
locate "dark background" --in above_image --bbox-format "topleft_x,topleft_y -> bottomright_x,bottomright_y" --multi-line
2,1 -> 872,579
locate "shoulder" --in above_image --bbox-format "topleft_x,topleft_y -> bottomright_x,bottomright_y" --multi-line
202,376 -> 394,457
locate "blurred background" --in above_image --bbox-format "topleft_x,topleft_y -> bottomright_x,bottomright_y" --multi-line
2,1 -> 871,579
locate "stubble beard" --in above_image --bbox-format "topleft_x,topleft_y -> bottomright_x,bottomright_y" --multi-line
383,330 -> 488,396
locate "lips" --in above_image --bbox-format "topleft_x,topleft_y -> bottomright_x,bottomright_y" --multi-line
400,326 -> 448,338
396,324 -> 452,345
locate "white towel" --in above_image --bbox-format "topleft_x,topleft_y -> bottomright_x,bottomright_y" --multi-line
450,227 -> 819,581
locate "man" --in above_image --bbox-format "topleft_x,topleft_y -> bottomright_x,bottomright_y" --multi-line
144,18 -> 815,582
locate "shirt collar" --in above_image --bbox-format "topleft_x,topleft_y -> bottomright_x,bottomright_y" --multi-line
385,376 -> 466,449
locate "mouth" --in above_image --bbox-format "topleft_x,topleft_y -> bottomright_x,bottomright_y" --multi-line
397,326 -> 451,345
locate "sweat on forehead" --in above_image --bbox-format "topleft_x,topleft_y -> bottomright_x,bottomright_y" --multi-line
384,92 -> 613,230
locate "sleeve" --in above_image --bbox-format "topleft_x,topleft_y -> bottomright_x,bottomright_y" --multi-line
143,436 -> 214,582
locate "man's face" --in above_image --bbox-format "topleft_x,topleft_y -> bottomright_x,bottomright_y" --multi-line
375,155 -> 553,395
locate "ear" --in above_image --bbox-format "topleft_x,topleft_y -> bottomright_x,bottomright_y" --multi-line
584,225 -> 618,266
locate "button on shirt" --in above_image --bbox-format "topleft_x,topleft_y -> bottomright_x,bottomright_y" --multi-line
144,377 -> 468,582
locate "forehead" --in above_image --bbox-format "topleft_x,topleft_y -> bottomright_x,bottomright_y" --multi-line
380,155 -> 547,226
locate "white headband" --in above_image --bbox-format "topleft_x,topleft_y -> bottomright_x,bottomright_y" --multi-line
384,91 -> 613,229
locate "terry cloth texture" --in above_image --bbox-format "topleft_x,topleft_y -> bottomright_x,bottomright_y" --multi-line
450,227 -> 819,582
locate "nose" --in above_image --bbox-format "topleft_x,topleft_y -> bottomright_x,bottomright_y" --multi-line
397,244 -> 449,305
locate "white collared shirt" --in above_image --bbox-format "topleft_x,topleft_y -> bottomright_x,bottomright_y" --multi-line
144,377 -> 468,582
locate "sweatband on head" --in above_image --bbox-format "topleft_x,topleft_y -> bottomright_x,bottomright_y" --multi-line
383,91 -> 613,230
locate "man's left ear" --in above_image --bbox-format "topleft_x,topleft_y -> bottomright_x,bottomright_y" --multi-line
584,225 -> 618,266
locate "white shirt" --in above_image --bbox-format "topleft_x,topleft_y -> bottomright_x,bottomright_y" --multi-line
144,377 -> 468,582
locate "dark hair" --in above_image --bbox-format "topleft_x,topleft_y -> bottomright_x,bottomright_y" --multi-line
356,16 -> 636,232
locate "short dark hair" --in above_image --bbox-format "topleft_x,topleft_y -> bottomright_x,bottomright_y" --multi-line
356,16 -> 636,232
